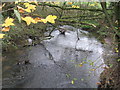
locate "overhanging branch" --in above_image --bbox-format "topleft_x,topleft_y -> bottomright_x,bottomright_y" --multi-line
38,3 -> 112,12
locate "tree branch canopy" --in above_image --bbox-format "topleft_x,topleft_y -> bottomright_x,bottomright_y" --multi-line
38,3 -> 112,12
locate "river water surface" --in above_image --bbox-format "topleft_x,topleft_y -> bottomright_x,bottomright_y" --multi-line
3,25 -> 108,88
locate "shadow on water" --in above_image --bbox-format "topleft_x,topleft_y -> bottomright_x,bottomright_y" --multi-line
3,25 -> 108,88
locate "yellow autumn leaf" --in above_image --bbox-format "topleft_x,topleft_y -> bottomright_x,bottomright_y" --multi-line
2,17 -> 14,27
0,34 -> 5,39
72,5 -> 79,8
28,4 -> 36,10
41,19 -> 47,23
67,2 -> 73,5
77,6 -> 80,8
116,50 -> 119,53
46,15 -> 57,23
115,48 -> 119,53
90,4 -> 95,6
25,8 -> 31,13
24,3 -> 36,12
41,15 -> 57,24
24,3 -> 30,7
25,5 -> 36,12
72,5 -> 75,8
34,17 -> 42,23
22,16 -> 36,25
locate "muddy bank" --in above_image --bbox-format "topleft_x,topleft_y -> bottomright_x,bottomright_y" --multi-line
99,64 -> 119,89
98,43 -> 119,89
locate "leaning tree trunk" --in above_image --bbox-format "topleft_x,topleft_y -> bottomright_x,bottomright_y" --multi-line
100,2 -> 118,37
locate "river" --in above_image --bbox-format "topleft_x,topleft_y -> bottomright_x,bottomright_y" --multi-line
2,25 -> 108,88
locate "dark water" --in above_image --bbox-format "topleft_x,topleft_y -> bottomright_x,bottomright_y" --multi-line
2,25 -> 108,88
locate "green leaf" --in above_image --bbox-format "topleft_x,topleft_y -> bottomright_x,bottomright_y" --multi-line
108,64 -> 113,68
117,59 -> 120,62
14,9 -> 21,23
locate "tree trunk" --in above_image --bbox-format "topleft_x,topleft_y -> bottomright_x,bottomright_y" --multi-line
100,2 -> 118,36
114,2 -> 120,56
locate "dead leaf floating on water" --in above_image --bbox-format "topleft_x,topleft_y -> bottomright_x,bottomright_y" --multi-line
71,80 -> 74,84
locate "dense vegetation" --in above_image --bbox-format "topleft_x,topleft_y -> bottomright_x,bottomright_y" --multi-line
1,1 -> 120,88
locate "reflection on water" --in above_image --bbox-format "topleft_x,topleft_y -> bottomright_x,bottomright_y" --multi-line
3,25 -> 107,88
